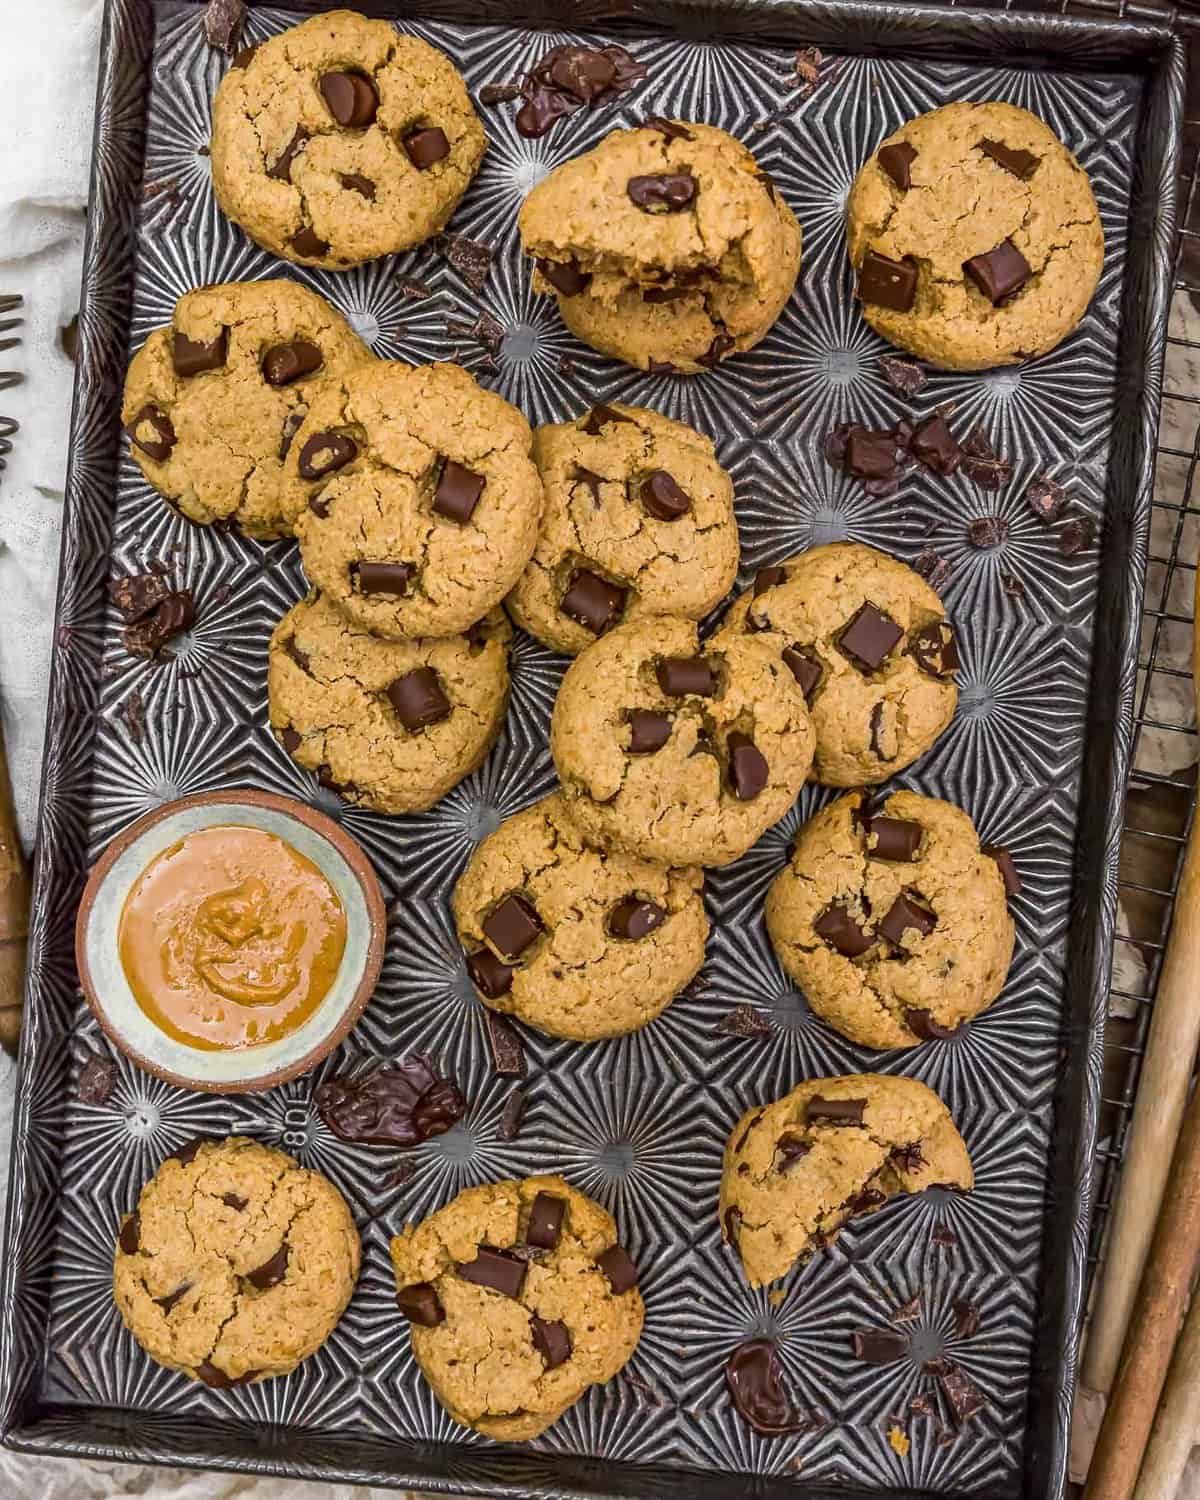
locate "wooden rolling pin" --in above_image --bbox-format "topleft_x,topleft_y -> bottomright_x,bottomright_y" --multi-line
0,735 -> 27,1054
1132,1279 -> 1200,1500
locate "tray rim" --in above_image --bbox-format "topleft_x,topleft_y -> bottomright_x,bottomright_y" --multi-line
0,1 -> 1182,1497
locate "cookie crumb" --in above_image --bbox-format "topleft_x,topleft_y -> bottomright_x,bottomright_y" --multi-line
888,1425 -> 910,1457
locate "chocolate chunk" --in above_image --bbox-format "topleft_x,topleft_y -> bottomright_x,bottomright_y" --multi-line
717,1005 -> 771,1037
582,403 -> 633,436
627,173 -> 697,212
960,425 -> 1010,489
479,82 -> 522,105
354,561 -> 413,595
537,258 -> 592,296
433,460 -> 485,523
572,466 -> 603,506
171,1138 -> 210,1167
852,1327 -> 910,1364
497,1088 -> 526,1140
516,43 -> 646,139
457,1246 -> 527,1298
397,1282 -> 445,1326
125,404 -> 176,463
858,250 -> 917,312
483,1009 -> 525,1077
121,592 -> 195,659
279,412 -> 304,461
891,1141 -> 926,1173
953,1298 -> 981,1339
640,470 -> 691,521
527,1192 -> 566,1249
938,1362 -> 986,1423
696,332 -> 735,369
222,1192 -> 248,1211
839,603 -> 903,672
230,43 -> 257,69
724,1205 -> 742,1244
262,340 -> 322,387
909,621 -> 960,679
483,893 -> 542,962
595,1244 -> 638,1293
468,948 -> 516,1002
267,127 -> 309,182
905,1008 -> 958,1042
814,904 -> 873,958
727,732 -> 768,801
608,897 -> 666,940
290,226 -> 330,260
340,172 -> 376,200
403,126 -> 451,170
172,328 -> 228,377
627,709 -> 671,753
911,413 -> 963,477
656,656 -> 716,697
977,138 -> 1039,179
781,645 -> 822,703
869,702 -> 893,760
848,427 -> 904,480
877,141 -> 918,190
1025,474 -> 1068,523
879,354 -> 927,398
983,844 -> 1021,898
879,892 -> 936,944
531,1317 -> 571,1368
755,566 -> 787,596
155,1282 -> 192,1314
967,515 -> 1008,549
516,88 -> 577,139
109,572 -> 170,623
1060,516 -> 1096,555
914,549 -> 952,591
775,1132 -> 811,1170
203,0 -> 246,53
245,1243 -> 288,1290
438,232 -> 493,292
644,115 -> 694,141
725,1339 -> 807,1436
806,1095 -> 866,1126
396,274 -> 433,300
315,1056 -> 466,1147
77,1053 -> 117,1105
298,430 -> 356,480
892,1295 -> 922,1323
118,1213 -> 140,1255
867,817 -> 922,861
648,359 -> 679,375
388,668 -> 451,732
964,239 -> 1030,303
547,44 -> 618,99
196,1361 -> 257,1389
1001,572 -> 1025,599
319,71 -> 379,128
561,569 -> 626,635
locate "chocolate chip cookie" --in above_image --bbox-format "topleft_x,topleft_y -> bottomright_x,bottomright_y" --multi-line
712,543 -> 958,787
268,591 -> 511,815
766,790 -> 1015,1049
286,360 -> 544,640
454,792 -> 707,1040
122,280 -> 372,538
550,615 -> 815,868
391,1174 -> 643,1440
113,1136 -> 360,1386
211,11 -> 486,268
506,402 -> 739,655
519,121 -> 801,374
719,1076 -> 973,1288
846,101 -> 1103,370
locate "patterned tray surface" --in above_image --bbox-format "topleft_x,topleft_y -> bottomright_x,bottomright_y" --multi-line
5,1 -> 1165,1496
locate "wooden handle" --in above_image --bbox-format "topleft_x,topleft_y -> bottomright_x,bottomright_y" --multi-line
0,736 -> 28,1056
1131,1273 -> 1200,1500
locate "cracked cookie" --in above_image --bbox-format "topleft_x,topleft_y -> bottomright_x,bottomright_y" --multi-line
113,1136 -> 360,1386
506,402 -> 739,655
122,280 -> 372,538
550,615 -> 815,868
519,121 -> 801,374
846,101 -> 1103,370
454,791 -> 707,1040
391,1173 -> 643,1440
766,790 -> 1015,1049
210,11 -> 486,268
719,1075 -> 973,1288
286,360 -> 544,639
712,542 -> 958,787
268,590 -> 511,815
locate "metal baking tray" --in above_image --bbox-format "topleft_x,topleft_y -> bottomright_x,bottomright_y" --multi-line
0,1 -> 1182,1496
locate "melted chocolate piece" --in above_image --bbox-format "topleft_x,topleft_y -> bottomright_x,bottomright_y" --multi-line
582,404 -> 633,436
196,1361 -> 258,1389
340,172 -> 376,200
110,572 -> 170,624
352,560 -> 412,597
467,947 -> 516,1000
279,412 -> 304,461
290,226 -> 330,260
608,897 -> 666,940
909,621 -> 960,679
121,593 -> 195,659
298,430 -> 356,481
537,258 -> 592,296
125,404 -> 176,463
222,1192 -> 248,1212
515,43 -> 647,140
403,127 -> 451,170
814,904 -> 873,958
319,71 -> 378,128
627,173 -> 697,211
315,1056 -> 466,1147
725,1339 -> 808,1436
262,340 -> 322,387
640,470 -> 690,521
245,1243 -> 288,1290
911,413 -> 963,477
172,328 -> 228,377
397,1282 -> 444,1326
983,844 -> 1021,897
156,1282 -> 192,1314
754,566 -> 787,596
775,1132 -> 811,1170
877,141 -> 917,190
727,732 -> 767,801
118,1213 -> 140,1255
852,1327 -> 909,1364
267,127 -> 308,182
696,332 -> 735,369
867,816 -> 922,861
878,892 -> 936,945
782,645 -> 822,701
977,138 -> 1039,179
627,709 -> 671,753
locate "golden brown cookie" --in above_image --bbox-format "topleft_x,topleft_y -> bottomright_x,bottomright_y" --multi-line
712,543 -> 958,787
121,280 -> 372,538
268,591 -> 510,815
519,121 -> 800,374
719,1075 -> 973,1288
765,790 -> 1015,1049
846,101 -> 1103,370
454,792 -> 707,1040
390,1174 -> 643,1440
506,402 -> 739,655
112,1136 -> 360,1386
211,11 -> 486,268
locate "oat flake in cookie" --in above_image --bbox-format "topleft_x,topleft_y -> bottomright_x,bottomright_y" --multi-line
507,402 -> 739,654
268,591 -> 510,815
766,790 -> 1015,1049
121,280 -> 372,538
519,122 -> 800,373
720,1076 -> 972,1288
210,11 -> 486,268
286,361 -> 544,639
550,615 -> 815,868
391,1174 -> 643,1439
713,542 -> 958,787
454,792 -> 708,1041
846,101 -> 1103,370
112,1137 -> 360,1386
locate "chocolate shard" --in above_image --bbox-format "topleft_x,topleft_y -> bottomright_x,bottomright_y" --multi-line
483,893 -> 542,962
905,1008 -> 959,1042
938,1361 -> 987,1423
595,1244 -> 638,1293
879,354 -> 927,398
125,404 -> 176,463
814,904 -> 874,958
782,645 -> 823,702
319,70 -> 378,128
121,592 -> 196,660
582,403 -> 634,437
438,232 -> 493,292
963,239 -> 1031,303
717,1005 -> 771,1037
877,141 -> 918,190
531,1316 -> 571,1368
279,412 -> 304,461
914,549 -> 952,592
725,1339 -> 809,1436
640,470 -> 691,521
222,1192 -> 248,1211
627,708 -> 672,753
696,331 -> 735,369
1025,474 -> 1068,523
537,258 -> 592,296
561,569 -> 626,635
262,340 -> 322,387
727,732 -> 768,801
397,1281 -> 445,1326
867,816 -> 922,862
245,1242 -> 288,1290
960,425 -> 1010,489
909,621 -> 960,679
839,602 -> 903,672
388,667 -> 451,732
627,173 -> 696,211
879,892 -> 936,945
911,413 -> 963,477
806,1095 -> 866,1126
967,515 -> 1008,549
656,656 -> 716,697
172,328 -> 228,377
644,115 -> 694,141
526,1191 -> 566,1249
267,127 -> 309,182
467,947 -> 517,1002
983,844 -> 1021,898
846,426 -> 903,480
953,1298 -> 981,1339
858,250 -> 917,313
403,127 -> 450,170
109,572 -> 171,624
852,1327 -> 910,1364
171,1137 -> 211,1167
608,897 -> 666,940
155,1282 -> 192,1315
977,138 -> 1039,179
118,1212 -> 140,1255
204,0 -> 246,54
1060,516 -> 1096,555
497,1088 -> 526,1141
457,1246 -> 527,1299
479,81 -> 522,105
77,1053 -> 117,1106
353,560 -> 413,596
315,1056 -> 466,1147
483,1009 -> 525,1077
